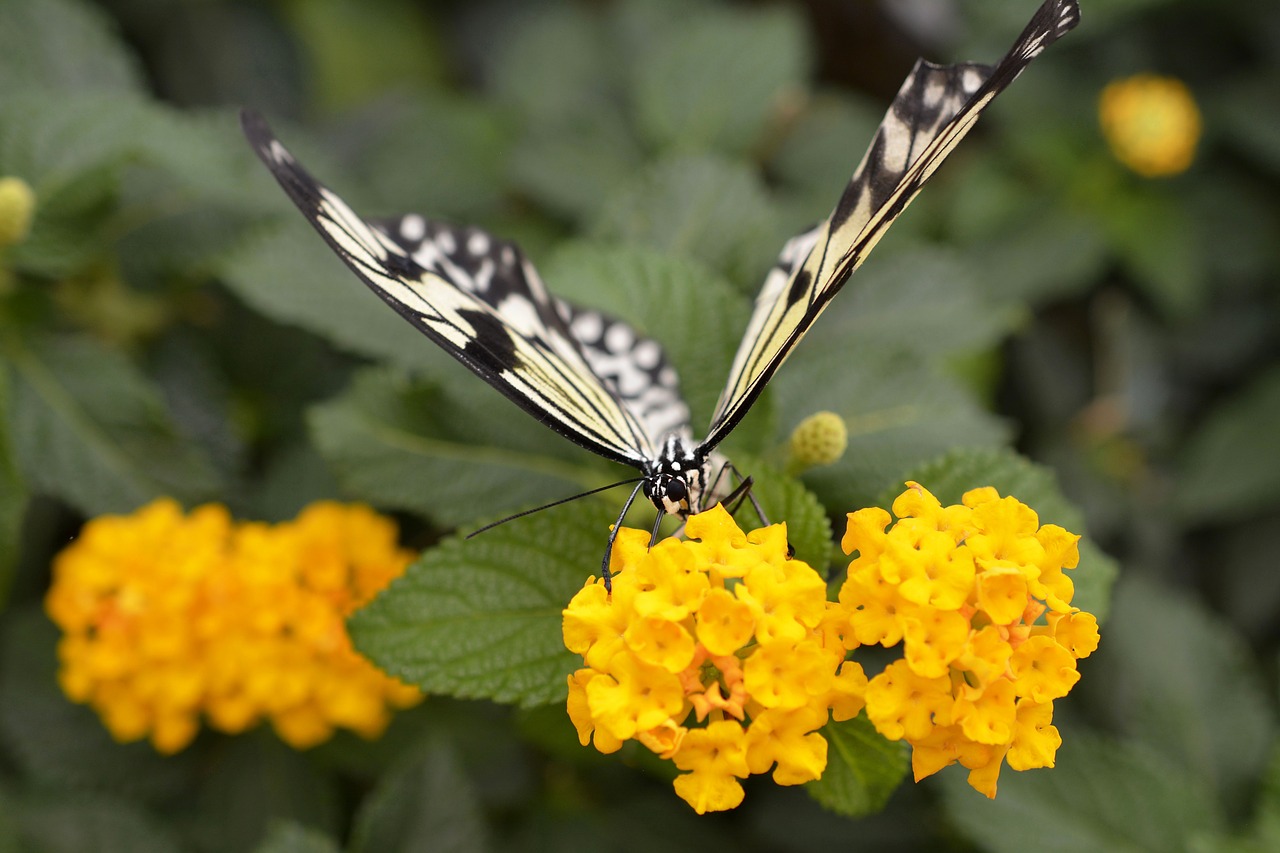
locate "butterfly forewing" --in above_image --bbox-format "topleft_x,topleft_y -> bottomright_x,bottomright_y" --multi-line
242,112 -> 657,467
702,0 -> 1080,450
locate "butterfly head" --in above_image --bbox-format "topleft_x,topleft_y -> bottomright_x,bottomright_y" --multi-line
643,435 -> 708,518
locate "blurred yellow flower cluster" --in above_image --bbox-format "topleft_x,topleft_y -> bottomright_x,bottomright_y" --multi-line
838,482 -> 1099,797
1098,73 -> 1201,177
563,504 -> 865,814
46,498 -> 422,754
0,175 -> 35,247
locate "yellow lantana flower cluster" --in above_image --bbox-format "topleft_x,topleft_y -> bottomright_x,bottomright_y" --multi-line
563,504 -> 866,814
1098,73 -> 1201,177
46,498 -> 422,754
837,482 -> 1099,797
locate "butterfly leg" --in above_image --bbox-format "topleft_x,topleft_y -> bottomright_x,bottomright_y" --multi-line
708,460 -> 770,527
602,480 -> 648,596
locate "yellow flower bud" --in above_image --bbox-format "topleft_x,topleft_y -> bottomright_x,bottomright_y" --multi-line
1098,74 -> 1201,177
0,176 -> 36,247
787,410 -> 847,473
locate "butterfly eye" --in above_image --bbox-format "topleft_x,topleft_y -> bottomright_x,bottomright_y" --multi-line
666,479 -> 688,503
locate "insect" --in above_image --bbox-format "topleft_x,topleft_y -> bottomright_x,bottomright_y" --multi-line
242,0 -> 1079,590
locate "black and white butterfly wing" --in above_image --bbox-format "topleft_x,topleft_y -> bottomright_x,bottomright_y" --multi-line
701,0 -> 1080,450
370,215 -> 693,446
241,110 -> 659,468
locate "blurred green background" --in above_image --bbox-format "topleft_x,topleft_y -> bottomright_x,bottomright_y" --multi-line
2,0 -> 1279,850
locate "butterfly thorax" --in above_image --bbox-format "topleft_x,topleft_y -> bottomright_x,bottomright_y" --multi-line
643,434 -> 709,518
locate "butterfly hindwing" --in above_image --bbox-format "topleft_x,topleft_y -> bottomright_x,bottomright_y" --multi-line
703,0 -> 1080,449
241,111 -> 656,467
372,215 -> 693,445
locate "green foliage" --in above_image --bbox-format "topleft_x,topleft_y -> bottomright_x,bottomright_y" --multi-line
2,0 -> 1277,847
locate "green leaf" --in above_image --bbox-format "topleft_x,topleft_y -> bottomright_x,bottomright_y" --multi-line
966,205 -> 1110,305
354,94 -> 510,222
189,733 -> 340,853
941,733 -> 1226,853
349,740 -> 489,853
630,5 -> 807,156
350,502 -> 618,708
14,792 -> 182,853
772,349 -> 1009,514
0,608 -> 198,805
592,154 -> 781,288
1087,577 -> 1274,809
904,447 -> 1119,620
0,365 -> 25,607
253,822 -> 342,853
218,220 -> 443,370
807,715 -> 909,817
5,334 -> 221,516
0,0 -> 142,96
484,4 -> 619,125
508,105 -> 645,224
796,245 -> 1019,362
309,368 -> 611,527
541,242 -> 752,433
1175,366 -> 1280,525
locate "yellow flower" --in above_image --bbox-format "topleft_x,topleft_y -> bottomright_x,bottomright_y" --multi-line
46,499 -> 422,754
1099,74 -> 1201,177
563,504 -> 855,813
0,176 -> 35,247
839,482 -> 1098,798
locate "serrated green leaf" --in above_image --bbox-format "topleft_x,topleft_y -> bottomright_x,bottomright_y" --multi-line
630,5 -> 808,156
807,714 -> 909,817
0,365 -> 25,606
1175,367 -> 1280,525
540,242 -> 753,434
350,740 -> 488,853
903,447 -> 1119,620
14,792 -> 182,853
309,368 -> 613,527
941,733 -> 1226,853
253,821 -> 342,853
189,733 -> 340,853
0,608 -> 198,805
350,502 -> 619,708
1087,577 -> 1274,809
592,154 -> 781,288
773,349 -> 1009,513
5,334 -> 221,516
0,0 -> 142,96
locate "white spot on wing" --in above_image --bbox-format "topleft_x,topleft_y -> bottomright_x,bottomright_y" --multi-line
268,140 -> 293,163
604,322 -> 633,354
467,231 -> 490,256
401,215 -> 426,241
571,312 -> 604,343
435,229 -> 456,254
634,340 -> 660,369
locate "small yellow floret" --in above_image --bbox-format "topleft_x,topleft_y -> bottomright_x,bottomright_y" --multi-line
1099,74 -> 1201,177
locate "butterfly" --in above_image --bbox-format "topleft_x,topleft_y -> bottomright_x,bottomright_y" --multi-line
242,0 -> 1079,590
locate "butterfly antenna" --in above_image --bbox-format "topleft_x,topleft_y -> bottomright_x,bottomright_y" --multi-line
466,477 -> 643,539
601,480 -> 648,596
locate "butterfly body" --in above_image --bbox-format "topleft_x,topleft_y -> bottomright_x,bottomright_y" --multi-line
242,0 -> 1080,588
